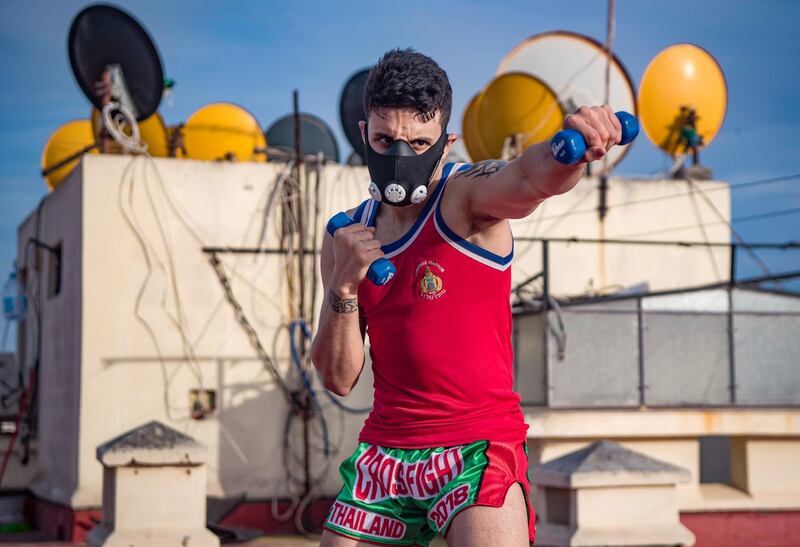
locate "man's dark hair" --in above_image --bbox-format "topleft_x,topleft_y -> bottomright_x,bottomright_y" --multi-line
363,48 -> 452,129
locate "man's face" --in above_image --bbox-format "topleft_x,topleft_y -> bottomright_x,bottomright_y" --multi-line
359,107 -> 455,157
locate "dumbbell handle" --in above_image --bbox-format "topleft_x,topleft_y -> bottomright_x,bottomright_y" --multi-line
551,111 -> 639,165
326,212 -> 396,286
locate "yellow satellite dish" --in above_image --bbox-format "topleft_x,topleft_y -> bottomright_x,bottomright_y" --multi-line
182,102 -> 267,162
462,93 -> 492,162
638,44 -> 727,156
90,109 -> 169,157
477,72 -> 564,159
497,30 -> 638,172
41,120 -> 99,191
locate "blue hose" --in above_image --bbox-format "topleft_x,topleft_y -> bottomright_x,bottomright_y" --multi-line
293,320 -> 372,414
289,320 -> 330,455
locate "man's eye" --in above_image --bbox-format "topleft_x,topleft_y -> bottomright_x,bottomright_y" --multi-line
413,140 -> 429,148
378,136 -> 393,145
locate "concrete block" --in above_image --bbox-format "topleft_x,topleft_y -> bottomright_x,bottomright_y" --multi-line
533,440 -> 695,546
87,421 -> 219,547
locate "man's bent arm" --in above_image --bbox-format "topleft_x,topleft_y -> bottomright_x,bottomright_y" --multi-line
310,233 -> 366,396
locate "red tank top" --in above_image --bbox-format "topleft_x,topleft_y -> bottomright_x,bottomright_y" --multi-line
355,163 -> 528,448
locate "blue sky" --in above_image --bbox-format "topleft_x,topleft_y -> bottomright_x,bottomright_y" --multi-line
1,0 -> 799,291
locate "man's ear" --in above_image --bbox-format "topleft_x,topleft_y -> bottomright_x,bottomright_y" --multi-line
358,121 -> 366,143
442,132 -> 458,158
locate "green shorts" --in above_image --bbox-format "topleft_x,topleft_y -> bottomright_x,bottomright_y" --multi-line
324,440 -> 535,546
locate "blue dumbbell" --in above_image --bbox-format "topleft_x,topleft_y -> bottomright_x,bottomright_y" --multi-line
551,111 -> 639,165
326,212 -> 396,286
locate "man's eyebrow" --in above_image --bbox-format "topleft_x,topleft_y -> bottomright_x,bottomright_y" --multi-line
373,132 -> 432,144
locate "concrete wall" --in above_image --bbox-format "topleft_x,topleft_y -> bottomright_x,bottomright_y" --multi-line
509,175 -> 731,296
525,408 -> 800,513
16,164 -> 83,504
12,155 -> 735,508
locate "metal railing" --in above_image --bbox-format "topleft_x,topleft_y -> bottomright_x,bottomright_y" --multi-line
512,237 -> 800,408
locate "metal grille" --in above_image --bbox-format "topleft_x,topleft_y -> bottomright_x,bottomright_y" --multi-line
643,312 -> 730,405
548,310 -> 640,407
734,314 -> 800,404
513,313 -> 547,405
513,288 -> 800,408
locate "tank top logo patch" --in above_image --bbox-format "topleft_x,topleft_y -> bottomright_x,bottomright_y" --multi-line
415,260 -> 446,300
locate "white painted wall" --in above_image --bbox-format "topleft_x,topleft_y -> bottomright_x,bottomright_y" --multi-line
14,155 -> 734,508
16,163 -> 83,504
509,175 -> 731,297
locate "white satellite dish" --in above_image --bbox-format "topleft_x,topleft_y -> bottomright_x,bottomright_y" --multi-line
497,30 -> 637,172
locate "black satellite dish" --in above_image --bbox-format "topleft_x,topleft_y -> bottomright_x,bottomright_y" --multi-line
339,68 -> 370,163
68,4 -> 164,121
266,113 -> 340,163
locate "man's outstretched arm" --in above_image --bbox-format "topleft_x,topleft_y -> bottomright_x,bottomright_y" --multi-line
460,105 -> 623,221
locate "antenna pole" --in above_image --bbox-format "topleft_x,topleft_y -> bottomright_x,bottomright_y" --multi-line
293,91 -> 306,324
41,143 -> 101,177
292,90 -> 313,506
604,0 -> 615,107
293,90 -> 303,168
100,68 -> 113,153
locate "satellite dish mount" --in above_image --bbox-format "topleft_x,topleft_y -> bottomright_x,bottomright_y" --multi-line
96,64 -> 142,153
67,4 -> 166,156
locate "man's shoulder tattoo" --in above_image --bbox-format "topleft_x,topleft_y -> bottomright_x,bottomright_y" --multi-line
458,160 -> 508,179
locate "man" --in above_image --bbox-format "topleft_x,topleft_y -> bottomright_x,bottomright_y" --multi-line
312,49 -> 622,546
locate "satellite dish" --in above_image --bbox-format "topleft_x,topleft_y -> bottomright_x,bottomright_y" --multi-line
462,93 -> 492,162
182,103 -> 267,162
339,68 -> 370,163
68,4 -> 164,121
346,151 -> 364,166
638,44 -> 727,157
41,120 -> 99,191
266,113 -> 340,163
91,108 -> 169,157
477,72 -> 564,159
497,31 -> 637,172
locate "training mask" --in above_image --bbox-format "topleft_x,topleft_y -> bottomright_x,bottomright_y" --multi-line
364,124 -> 448,207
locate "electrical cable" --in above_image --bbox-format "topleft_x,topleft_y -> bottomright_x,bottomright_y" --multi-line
139,152 -> 337,532
20,196 -> 47,464
0,319 -> 19,406
531,172 -> 800,223
683,175 -> 778,284
138,154 -> 299,417
511,188 -> 595,273
208,254 -> 293,401
308,155 -> 323,331
102,102 -> 146,154
108,128 -> 342,532
117,156 -> 190,420
0,320 -> 9,356
612,206 -> 800,240
602,0 -> 615,178
686,180 -> 723,281
0,368 -> 35,486
140,159 -> 208,395
250,162 -> 298,329
320,383 -> 372,414
289,319 -> 329,456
